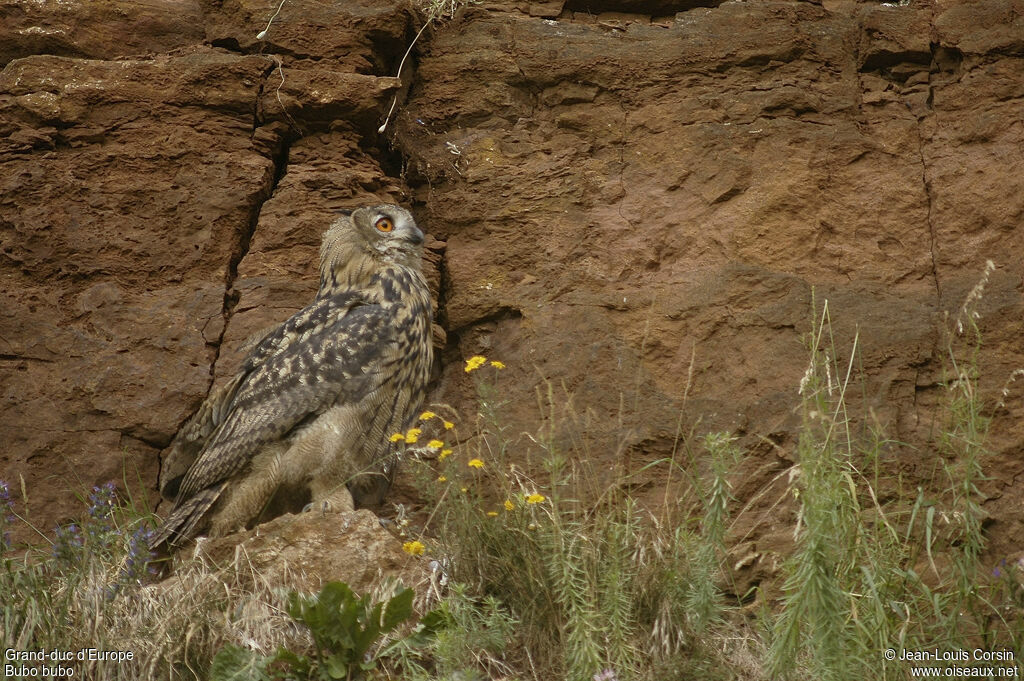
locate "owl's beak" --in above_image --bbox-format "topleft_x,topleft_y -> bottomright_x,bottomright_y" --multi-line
405,226 -> 424,246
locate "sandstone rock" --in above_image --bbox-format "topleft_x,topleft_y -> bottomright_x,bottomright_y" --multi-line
528,1 -> 565,18
1,48 -> 284,538
394,0 -> 1024,565
0,0 -> 205,66
857,3 -> 932,72
933,0 -> 1024,57
201,0 -> 414,72
259,70 -> 402,130
183,509 -> 432,596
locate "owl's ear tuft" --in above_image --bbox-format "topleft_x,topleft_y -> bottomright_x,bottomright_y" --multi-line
334,208 -> 354,217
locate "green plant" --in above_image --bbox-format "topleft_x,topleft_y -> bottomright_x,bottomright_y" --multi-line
768,299 -> 864,681
1,481 -> 157,651
767,267 -> 1020,680
381,583 -> 517,680
212,581 -> 439,681
0,474 -> 307,681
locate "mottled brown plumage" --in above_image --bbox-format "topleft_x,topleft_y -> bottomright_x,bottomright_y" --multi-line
150,204 -> 433,550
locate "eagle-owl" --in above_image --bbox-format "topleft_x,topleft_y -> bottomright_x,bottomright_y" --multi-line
149,204 -> 433,550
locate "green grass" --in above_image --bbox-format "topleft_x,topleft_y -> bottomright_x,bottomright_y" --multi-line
766,277 -> 1021,680
0,480 -> 303,680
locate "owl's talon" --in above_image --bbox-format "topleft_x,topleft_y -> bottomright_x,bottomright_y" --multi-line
302,501 -> 331,515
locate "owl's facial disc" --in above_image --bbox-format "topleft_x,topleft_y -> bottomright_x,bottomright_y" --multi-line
371,207 -> 423,247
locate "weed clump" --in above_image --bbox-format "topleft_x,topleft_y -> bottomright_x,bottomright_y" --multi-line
390,357 -> 741,681
768,269 -> 1022,680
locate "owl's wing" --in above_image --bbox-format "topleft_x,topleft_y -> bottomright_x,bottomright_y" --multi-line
158,371 -> 247,500
158,306 -> 315,500
180,296 -> 396,500
156,304 -> 319,501
150,294 -> 396,548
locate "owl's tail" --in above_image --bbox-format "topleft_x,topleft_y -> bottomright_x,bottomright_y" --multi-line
148,481 -> 227,552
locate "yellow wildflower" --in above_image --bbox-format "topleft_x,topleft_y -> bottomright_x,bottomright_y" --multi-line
438,476 -> 447,482
468,458 -> 484,469
404,427 -> 421,444
460,487 -> 468,493
439,449 -> 453,461
486,511 -> 499,517
419,411 -> 436,421
402,540 -> 425,556
427,439 -> 445,450
525,493 -> 546,504
464,355 -> 487,373
490,360 -> 506,369
442,420 -> 455,430
503,499 -> 515,511
389,432 -> 404,443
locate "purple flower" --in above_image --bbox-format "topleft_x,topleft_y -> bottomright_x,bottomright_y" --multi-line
85,482 -> 118,551
88,482 -> 117,522
119,525 -> 155,585
0,480 -> 13,522
104,525 -> 156,599
0,480 -> 12,550
53,523 -> 84,563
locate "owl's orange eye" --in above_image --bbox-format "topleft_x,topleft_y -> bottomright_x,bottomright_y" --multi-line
375,217 -> 394,233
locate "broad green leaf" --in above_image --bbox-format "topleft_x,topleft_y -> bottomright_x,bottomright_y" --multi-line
381,588 -> 414,632
209,644 -> 271,681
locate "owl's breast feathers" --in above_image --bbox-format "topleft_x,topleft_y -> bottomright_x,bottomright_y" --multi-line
150,262 -> 431,549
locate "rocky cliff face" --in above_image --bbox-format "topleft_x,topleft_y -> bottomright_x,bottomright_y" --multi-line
1,0 -> 1021,577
